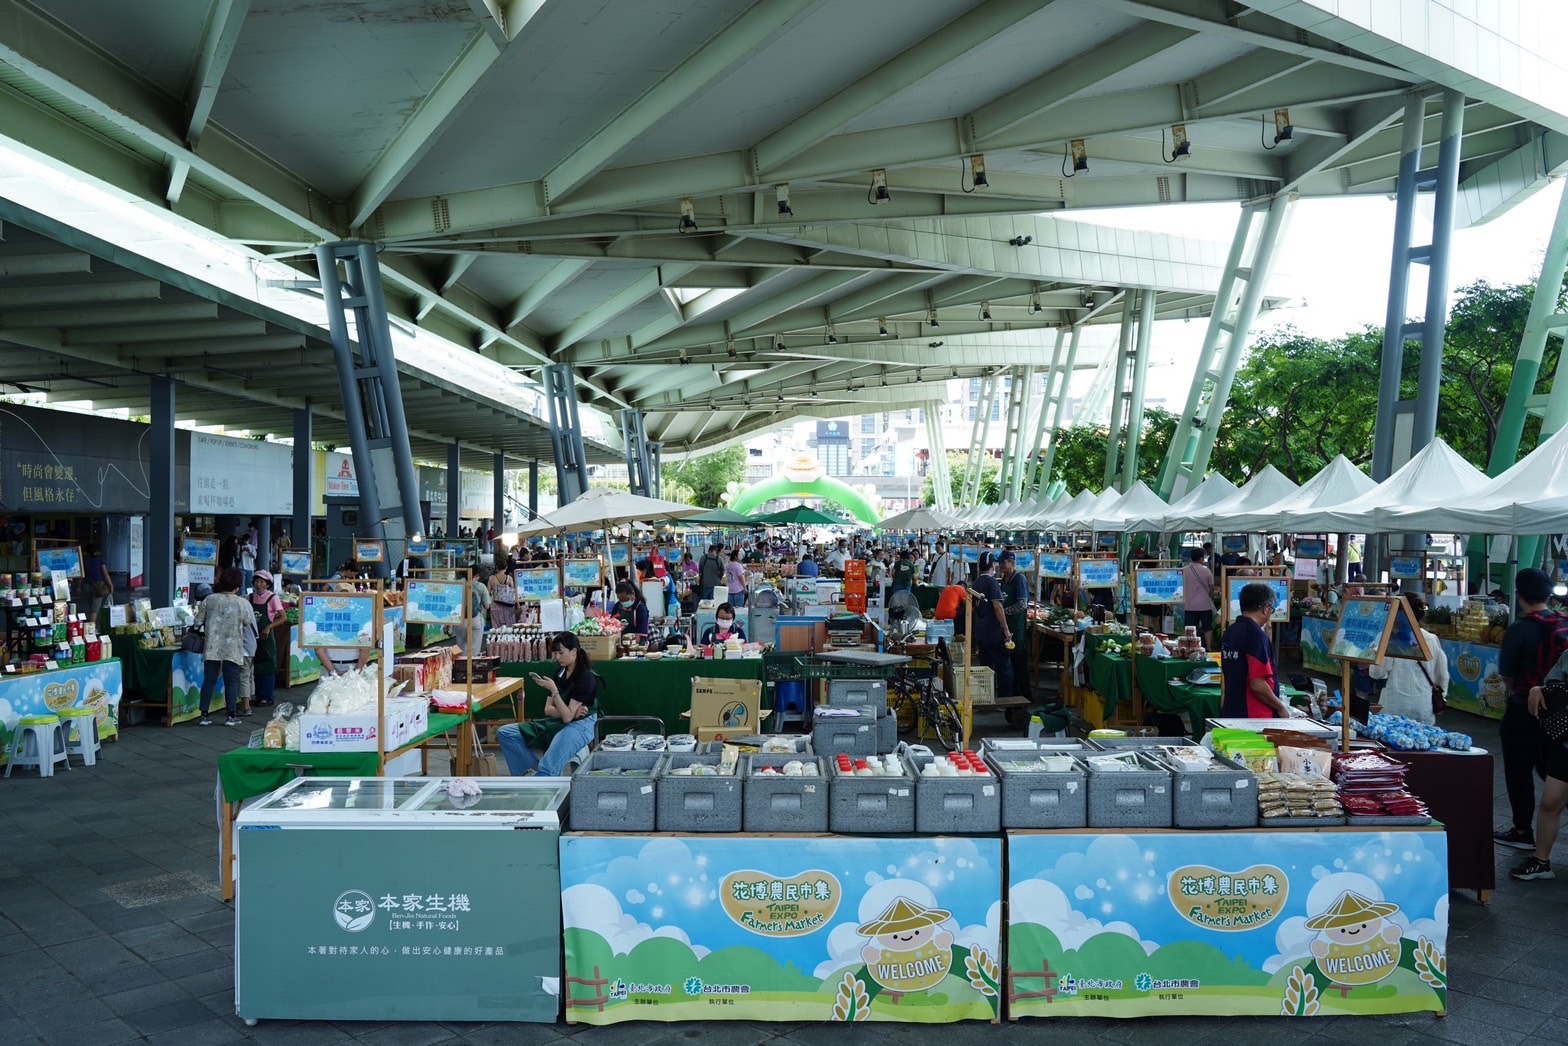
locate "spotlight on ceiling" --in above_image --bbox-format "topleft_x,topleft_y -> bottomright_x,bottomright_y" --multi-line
878,318 -> 889,337
1030,292 -> 1042,314
726,340 -> 738,358
1263,109 -> 1293,149
1164,123 -> 1191,163
677,197 -> 698,232
927,307 -> 939,329
775,335 -> 786,352
1008,234 -> 1033,247
963,153 -> 988,192
868,168 -> 891,205
980,302 -> 992,322
1063,139 -> 1089,176
774,183 -> 793,217
826,324 -> 838,345
679,350 -> 690,365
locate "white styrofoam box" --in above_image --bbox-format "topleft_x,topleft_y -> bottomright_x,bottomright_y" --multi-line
383,749 -> 421,777
297,698 -> 429,752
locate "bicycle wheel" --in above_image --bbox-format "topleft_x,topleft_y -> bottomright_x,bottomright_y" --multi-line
925,685 -> 964,752
887,684 -> 919,735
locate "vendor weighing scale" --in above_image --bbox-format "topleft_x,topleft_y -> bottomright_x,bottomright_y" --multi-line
234,776 -> 568,1025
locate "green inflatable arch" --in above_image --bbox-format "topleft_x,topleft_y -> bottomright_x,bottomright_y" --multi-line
731,474 -> 881,525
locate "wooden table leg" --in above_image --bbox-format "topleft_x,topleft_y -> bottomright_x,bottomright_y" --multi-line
220,797 -> 236,902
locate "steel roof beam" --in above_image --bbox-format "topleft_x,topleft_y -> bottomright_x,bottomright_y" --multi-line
0,301 -> 219,327
0,251 -> 92,277
1279,93 -> 1412,194
503,260 -> 593,330
753,0 -> 1046,173
168,0 -> 252,204
543,0 -> 820,205
550,263 -> 696,351
0,278 -> 162,308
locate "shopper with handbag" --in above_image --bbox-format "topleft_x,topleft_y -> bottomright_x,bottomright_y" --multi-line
192,568 -> 257,727
1512,672 -> 1568,881
1366,594 -> 1448,724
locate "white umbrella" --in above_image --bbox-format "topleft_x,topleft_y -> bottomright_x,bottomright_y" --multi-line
879,506 -> 962,531
520,487 -> 707,535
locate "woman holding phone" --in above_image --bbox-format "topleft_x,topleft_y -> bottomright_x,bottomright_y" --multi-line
495,632 -> 598,776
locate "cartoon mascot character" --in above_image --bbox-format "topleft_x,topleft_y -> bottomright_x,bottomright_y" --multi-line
1306,890 -> 1403,986
857,897 -> 954,993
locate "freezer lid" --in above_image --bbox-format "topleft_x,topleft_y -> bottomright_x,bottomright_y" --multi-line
242,777 -> 439,815
407,777 -> 570,814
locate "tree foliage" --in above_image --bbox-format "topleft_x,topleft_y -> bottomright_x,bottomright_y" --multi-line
661,446 -> 748,507
922,450 -> 1002,505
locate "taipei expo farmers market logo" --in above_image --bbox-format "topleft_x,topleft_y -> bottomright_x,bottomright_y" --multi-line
334,890 -> 376,933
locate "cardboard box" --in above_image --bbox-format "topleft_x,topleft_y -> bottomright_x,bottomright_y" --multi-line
686,676 -> 766,738
576,634 -> 619,662
298,698 -> 429,752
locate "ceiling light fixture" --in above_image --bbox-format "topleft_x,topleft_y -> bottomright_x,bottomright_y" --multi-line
726,339 -> 738,358
980,302 -> 992,321
927,306 -> 939,328
1164,123 -> 1191,163
678,197 -> 698,232
679,349 -> 690,364
878,318 -> 889,337
962,153 -> 988,193
1263,109 -> 1293,149
867,168 -> 891,205
826,324 -> 838,345
1030,292 -> 1042,314
775,335 -> 786,352
927,341 -> 943,349
1008,234 -> 1033,247
1063,139 -> 1089,177
775,183 -> 793,217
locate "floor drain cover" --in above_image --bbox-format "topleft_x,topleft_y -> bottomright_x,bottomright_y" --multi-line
101,871 -> 219,909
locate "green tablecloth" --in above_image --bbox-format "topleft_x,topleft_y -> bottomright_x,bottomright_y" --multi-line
497,658 -> 766,733
110,635 -> 178,702
1087,649 -> 1198,721
216,711 -> 468,802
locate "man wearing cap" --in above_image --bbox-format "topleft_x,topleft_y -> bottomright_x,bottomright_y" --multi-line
1220,582 -> 1287,719
997,550 -> 1031,698
966,553 -> 1014,699
1496,568 -> 1559,851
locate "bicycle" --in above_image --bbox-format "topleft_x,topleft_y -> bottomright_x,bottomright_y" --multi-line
886,639 -> 963,751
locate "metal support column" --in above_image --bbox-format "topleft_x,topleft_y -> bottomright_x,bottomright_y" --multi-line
1122,289 -> 1158,490
1026,330 -> 1066,495
925,408 -> 953,510
148,376 -> 174,608
528,460 -> 539,515
543,364 -> 590,504
1001,366 -> 1034,501
1037,325 -> 1084,491
291,404 -> 312,553
493,453 -> 506,547
617,408 -> 655,497
1488,184 -> 1568,570
1103,304 -> 1137,490
445,443 -> 461,543
1372,90 -> 1466,482
315,241 -> 425,580
255,517 -> 270,583
1155,195 -> 1292,500
961,374 -> 999,506
649,442 -> 663,498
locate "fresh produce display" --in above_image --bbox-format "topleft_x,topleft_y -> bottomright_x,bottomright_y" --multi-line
571,613 -> 624,637
1452,599 -> 1499,643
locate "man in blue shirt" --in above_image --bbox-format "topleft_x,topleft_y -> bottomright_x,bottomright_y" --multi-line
967,552 -> 1014,698
796,553 -> 820,578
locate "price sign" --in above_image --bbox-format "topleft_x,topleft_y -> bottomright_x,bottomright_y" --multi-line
299,593 -> 378,649
516,567 -> 562,602
1037,553 -> 1073,579
405,579 -> 467,626
1134,568 -> 1185,606
182,536 -> 219,585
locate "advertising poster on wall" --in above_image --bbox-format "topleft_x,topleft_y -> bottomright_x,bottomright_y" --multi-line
1007,831 -> 1448,1020
35,546 -> 83,579
190,432 -> 292,515
561,835 -> 1002,1024
1441,639 -> 1506,719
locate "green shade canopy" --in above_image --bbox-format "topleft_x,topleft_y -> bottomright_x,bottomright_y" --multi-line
681,507 -> 755,526
749,505 -> 843,526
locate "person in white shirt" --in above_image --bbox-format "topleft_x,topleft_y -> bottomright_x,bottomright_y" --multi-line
827,543 -> 848,574
928,542 -> 954,588
1367,593 -> 1448,724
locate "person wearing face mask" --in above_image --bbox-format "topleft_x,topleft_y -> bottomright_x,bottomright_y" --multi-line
700,603 -> 747,645
613,580 -> 650,637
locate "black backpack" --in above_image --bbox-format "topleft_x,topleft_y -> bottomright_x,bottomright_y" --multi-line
1525,609 -> 1568,690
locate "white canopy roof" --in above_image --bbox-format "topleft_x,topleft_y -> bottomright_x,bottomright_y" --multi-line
1222,456 -> 1379,534
1127,474 -> 1237,532
878,506 -> 962,532
1165,465 -> 1299,532
1087,481 -> 1170,533
1035,489 -> 1097,530
1061,488 -> 1127,532
1378,425 -> 1568,534
997,491 -> 1053,529
1280,439 -> 1490,534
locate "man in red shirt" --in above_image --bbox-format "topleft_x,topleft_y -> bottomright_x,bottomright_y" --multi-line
1220,582 -> 1288,718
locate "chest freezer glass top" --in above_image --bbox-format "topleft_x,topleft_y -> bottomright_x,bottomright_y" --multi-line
238,776 -> 569,828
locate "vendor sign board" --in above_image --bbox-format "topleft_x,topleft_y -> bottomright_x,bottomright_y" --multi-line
1134,568 -> 1184,606
1389,555 -> 1424,581
1077,558 -> 1119,589
404,580 -> 467,627
563,559 -> 603,589
354,540 -> 385,564
1007,829 -> 1448,1020
561,835 -> 1002,1024
1012,550 -> 1036,573
1037,553 -> 1073,580
182,535 -> 219,585
280,551 -> 313,577
1330,596 -> 1430,664
299,593 -> 378,649
1440,638 -> 1506,719
0,659 -> 123,764
1225,577 -> 1290,623
1299,616 -> 1339,675
1295,539 -> 1327,560
516,567 -> 562,603
34,545 -> 83,580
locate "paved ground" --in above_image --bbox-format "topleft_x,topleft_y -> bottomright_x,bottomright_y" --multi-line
2,688 -> 1566,1046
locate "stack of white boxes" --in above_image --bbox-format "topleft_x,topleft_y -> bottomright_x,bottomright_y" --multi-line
298,697 -> 430,753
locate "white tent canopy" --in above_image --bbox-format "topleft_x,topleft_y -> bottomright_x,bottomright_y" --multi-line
1222,456 -> 1378,534
1087,481 -> 1170,533
1127,474 -> 1237,533
1003,491 -> 1057,528
1061,488 -> 1127,532
879,506 -> 962,532
1280,439 -> 1490,534
1036,489 -> 1097,530
1378,425 -> 1568,534
1164,465 -> 1299,532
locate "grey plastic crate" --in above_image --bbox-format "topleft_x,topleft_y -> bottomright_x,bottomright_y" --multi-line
983,752 -> 1089,828
655,754 -> 742,832
980,737 -> 1102,757
1085,752 -> 1172,828
909,755 -> 1000,834
743,754 -> 829,833
829,766 -> 915,834
876,713 -> 896,753
812,709 -> 877,759
1092,735 -> 1194,749
825,678 -> 887,713
1156,753 -> 1257,829
570,751 -> 662,831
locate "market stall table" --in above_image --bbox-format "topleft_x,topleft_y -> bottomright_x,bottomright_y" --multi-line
1389,746 -> 1495,901
497,657 -> 766,732
0,658 -> 122,764
215,711 -> 469,900
111,635 -> 221,725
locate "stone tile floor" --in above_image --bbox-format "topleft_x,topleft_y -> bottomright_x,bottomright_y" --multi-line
1,693 -> 1565,1045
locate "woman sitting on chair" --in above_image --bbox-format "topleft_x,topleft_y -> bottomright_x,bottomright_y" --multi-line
496,632 -> 598,776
